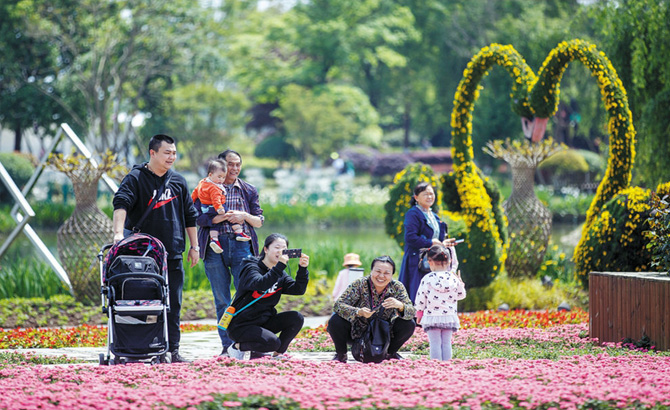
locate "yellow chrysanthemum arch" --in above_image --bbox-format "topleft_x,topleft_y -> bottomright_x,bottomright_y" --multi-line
531,40 -> 636,280
531,39 -> 635,227
450,44 -> 536,281
450,39 -> 636,282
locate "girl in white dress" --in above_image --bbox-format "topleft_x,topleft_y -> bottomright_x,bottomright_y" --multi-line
415,244 -> 466,360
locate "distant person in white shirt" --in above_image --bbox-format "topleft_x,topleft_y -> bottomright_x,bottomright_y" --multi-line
332,253 -> 363,301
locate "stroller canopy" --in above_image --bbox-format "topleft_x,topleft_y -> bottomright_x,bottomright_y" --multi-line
103,233 -> 168,282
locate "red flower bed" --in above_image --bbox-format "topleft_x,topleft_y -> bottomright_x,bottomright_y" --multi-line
0,323 -> 217,349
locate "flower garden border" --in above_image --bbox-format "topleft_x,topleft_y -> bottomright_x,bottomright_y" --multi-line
590,271 -> 670,350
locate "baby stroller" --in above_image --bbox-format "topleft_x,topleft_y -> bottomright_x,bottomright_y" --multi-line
98,233 -> 170,365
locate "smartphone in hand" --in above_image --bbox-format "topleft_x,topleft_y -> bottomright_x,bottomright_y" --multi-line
282,248 -> 302,258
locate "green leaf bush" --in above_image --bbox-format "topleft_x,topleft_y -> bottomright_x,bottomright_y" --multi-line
539,149 -> 590,175
459,272 -> 586,312
441,170 -> 507,245
440,170 -> 508,288
0,152 -> 35,204
574,183 -> 670,286
644,183 -> 670,274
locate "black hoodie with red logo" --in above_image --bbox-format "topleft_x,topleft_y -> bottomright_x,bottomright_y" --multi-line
113,163 -> 198,259
228,256 -> 309,328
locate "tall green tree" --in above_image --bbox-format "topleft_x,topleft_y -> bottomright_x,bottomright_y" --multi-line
139,8 -> 253,172
592,0 -> 670,188
226,0 -> 421,146
286,0 -> 421,146
15,0 -> 209,154
0,0 -> 71,151
275,83 -> 381,162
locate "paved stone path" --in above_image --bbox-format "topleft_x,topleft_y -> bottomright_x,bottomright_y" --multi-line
5,316 -> 382,363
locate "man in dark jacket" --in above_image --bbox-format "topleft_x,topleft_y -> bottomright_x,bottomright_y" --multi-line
112,134 -> 199,363
195,149 -> 264,355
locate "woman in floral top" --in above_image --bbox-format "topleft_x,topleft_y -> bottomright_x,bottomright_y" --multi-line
328,255 -> 416,363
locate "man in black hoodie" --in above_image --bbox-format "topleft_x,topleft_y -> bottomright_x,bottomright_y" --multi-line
112,134 -> 199,363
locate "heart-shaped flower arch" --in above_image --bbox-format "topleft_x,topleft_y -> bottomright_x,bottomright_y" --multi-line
450,39 -> 635,282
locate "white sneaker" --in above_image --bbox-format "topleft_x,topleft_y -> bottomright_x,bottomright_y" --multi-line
209,239 -> 224,254
271,353 -> 291,361
227,343 -> 250,360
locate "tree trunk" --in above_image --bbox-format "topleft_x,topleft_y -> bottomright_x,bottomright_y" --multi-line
13,124 -> 22,152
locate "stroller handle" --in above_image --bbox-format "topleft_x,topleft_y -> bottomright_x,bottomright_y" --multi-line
97,243 -> 115,262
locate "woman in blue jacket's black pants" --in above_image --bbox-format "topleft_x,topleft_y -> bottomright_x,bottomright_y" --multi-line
226,233 -> 309,359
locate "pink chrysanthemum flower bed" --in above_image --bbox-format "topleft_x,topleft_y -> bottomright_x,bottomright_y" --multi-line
3,308 -> 670,409
1,354 -> 670,410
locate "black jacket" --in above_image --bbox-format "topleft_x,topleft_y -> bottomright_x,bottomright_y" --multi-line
228,256 -> 309,328
112,163 -> 197,259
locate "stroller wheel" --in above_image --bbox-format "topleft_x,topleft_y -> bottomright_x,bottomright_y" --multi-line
159,354 -> 169,364
119,357 -> 128,365
98,353 -> 108,366
108,358 -> 116,366
150,357 -> 159,365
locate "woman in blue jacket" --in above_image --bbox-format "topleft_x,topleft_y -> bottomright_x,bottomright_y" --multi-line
399,182 -> 457,302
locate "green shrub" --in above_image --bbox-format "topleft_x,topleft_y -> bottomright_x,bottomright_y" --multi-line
574,186 -> 661,287
440,170 -> 507,288
0,153 -> 35,205
0,258 -> 70,299
0,294 -> 104,328
644,183 -> 670,274
459,272 -> 586,312
0,289 -> 336,328
539,149 -> 589,175
441,170 -> 507,245
263,202 -> 381,226
577,149 -> 606,177
254,136 -> 299,161
537,243 -> 574,284
544,192 -> 595,222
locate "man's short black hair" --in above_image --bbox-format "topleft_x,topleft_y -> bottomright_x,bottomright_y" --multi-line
149,134 -> 175,153
218,149 -> 242,163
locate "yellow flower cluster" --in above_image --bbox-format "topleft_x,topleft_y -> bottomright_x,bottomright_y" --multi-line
47,150 -> 127,183
573,187 -> 655,282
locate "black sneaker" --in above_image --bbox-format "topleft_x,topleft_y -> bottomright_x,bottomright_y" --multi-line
332,353 -> 347,363
170,350 -> 191,363
250,351 -> 271,360
386,352 -> 403,361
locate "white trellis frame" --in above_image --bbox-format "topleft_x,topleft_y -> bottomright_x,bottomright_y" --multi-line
0,123 -> 119,294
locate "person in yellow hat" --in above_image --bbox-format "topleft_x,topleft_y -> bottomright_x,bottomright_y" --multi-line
332,253 -> 363,301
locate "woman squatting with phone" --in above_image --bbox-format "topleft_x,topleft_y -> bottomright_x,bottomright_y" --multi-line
225,233 -> 310,360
